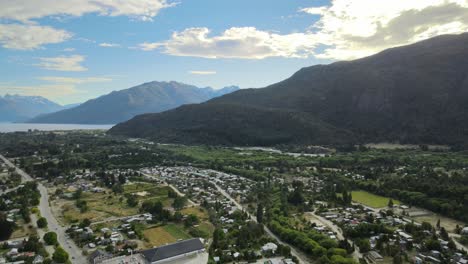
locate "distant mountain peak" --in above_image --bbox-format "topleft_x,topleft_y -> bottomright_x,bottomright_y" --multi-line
0,94 -> 64,122
28,81 -> 239,124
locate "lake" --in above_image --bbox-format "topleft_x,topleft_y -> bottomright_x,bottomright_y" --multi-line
0,123 -> 114,133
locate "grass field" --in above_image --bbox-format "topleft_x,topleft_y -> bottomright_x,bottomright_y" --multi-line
144,226 -> 177,247
163,224 -> 191,240
57,184 -> 173,224
144,224 -> 190,247
181,207 -> 208,220
352,190 -> 400,208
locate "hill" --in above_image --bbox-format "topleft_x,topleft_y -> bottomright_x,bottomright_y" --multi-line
0,94 -> 64,122
28,82 -> 239,124
109,33 -> 468,147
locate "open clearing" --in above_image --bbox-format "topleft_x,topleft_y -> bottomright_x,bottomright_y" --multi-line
54,183 -> 172,224
352,190 -> 400,208
143,224 -> 190,247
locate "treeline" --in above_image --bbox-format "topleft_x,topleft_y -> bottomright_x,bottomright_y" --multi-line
355,178 -> 468,222
268,215 -> 355,264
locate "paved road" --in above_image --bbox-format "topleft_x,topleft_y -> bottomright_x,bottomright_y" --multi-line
449,233 -> 468,252
214,183 -> 312,264
0,154 -> 85,264
307,212 -> 362,261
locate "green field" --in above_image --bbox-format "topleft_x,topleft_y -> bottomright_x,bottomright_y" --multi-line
351,190 -> 400,208
163,224 -> 191,240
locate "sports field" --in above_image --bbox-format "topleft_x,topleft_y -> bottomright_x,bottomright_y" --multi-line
352,190 -> 400,208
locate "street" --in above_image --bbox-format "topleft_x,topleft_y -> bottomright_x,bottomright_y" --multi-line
307,212 -> 362,261
213,183 -> 312,264
0,154 -> 85,264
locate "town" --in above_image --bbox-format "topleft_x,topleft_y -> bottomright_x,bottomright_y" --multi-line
0,131 -> 467,264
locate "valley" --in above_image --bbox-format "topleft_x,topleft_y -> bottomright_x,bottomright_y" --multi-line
0,131 -> 467,264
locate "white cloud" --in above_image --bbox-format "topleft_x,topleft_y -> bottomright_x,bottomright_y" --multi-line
189,70 -> 216,75
0,84 -> 78,98
99,42 -> 121,48
63,48 -> 76,52
0,0 -> 173,50
303,0 -> 468,60
140,27 -> 318,59
36,55 -> 87,72
141,0 -> 468,61
299,7 -> 327,15
0,24 -> 72,50
0,0 -> 174,23
0,75 -> 113,99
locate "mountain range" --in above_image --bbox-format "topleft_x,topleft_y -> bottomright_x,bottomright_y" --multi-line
28,82 -> 239,124
0,94 -> 67,123
109,33 -> 468,147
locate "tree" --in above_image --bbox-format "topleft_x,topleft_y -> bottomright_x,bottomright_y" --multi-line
126,195 -> 138,207
440,227 -> 449,240
184,214 -> 199,227
172,196 -> 187,210
52,247 -> 69,263
0,213 -> 16,240
43,232 -> 58,246
73,189 -> 82,200
80,218 -> 91,228
256,203 -> 264,223
388,199 -> 394,208
37,217 -> 48,228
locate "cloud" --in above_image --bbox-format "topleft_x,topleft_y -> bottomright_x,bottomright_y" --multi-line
0,24 -> 72,50
139,27 -> 318,59
189,70 -> 216,75
0,76 -> 113,99
141,0 -> 468,61
303,0 -> 468,60
63,48 -> 76,52
299,7 -> 327,15
0,84 -> 78,99
99,42 -> 121,48
36,55 -> 87,72
38,76 -> 112,84
0,0 -> 174,50
0,0 -> 174,23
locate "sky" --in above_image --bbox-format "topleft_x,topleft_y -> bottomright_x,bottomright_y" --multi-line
1,0 -> 468,105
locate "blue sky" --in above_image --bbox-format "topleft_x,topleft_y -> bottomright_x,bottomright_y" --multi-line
1,0 -> 467,104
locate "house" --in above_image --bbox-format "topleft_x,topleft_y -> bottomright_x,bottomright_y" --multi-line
32,255 -> 44,264
367,251 -> 383,263
88,250 -> 113,264
462,227 -> 468,235
261,242 -> 278,253
140,238 -> 206,264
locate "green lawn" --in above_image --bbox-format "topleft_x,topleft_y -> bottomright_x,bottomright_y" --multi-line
163,224 -> 191,240
351,190 -> 400,208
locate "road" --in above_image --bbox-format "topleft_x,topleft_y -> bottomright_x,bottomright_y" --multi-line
141,172 -> 198,206
0,154 -> 85,264
449,233 -> 468,252
214,183 -> 312,264
307,212 -> 362,261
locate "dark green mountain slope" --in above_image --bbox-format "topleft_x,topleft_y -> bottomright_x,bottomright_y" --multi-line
109,33 -> 468,147
28,82 -> 239,124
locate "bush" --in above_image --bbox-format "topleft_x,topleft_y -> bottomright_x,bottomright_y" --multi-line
52,247 -> 69,263
43,232 -> 58,246
37,217 -> 48,228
